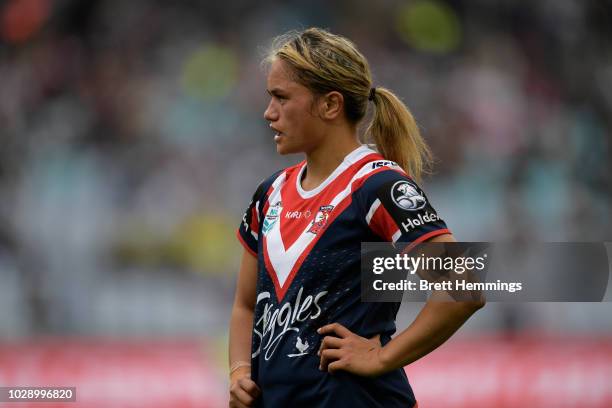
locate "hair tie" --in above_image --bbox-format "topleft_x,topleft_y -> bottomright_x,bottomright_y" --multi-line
368,87 -> 376,101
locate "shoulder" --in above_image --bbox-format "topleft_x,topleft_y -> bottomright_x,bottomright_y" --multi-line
353,163 -> 450,244
353,161 -> 437,219
353,159 -> 413,197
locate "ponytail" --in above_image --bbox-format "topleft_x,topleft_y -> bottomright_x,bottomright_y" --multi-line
366,87 -> 432,183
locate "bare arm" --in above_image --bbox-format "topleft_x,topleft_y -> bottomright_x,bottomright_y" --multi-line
228,250 -> 260,407
378,295 -> 483,371
379,233 -> 484,370
318,233 -> 485,376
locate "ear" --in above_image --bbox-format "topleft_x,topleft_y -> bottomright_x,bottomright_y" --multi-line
319,91 -> 344,120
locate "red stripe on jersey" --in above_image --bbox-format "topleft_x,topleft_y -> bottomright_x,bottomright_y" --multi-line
278,153 -> 382,250
250,206 -> 259,232
369,203 -> 401,241
263,162 -> 395,302
262,242 -> 281,297
401,228 -> 451,254
264,193 -> 356,301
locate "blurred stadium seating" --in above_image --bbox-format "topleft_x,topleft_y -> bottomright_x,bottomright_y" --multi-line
0,0 -> 611,406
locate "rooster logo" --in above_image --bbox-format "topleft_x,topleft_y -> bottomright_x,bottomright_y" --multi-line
307,205 -> 334,234
287,336 -> 309,358
391,181 -> 426,211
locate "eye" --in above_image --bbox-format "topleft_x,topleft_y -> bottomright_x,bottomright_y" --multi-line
267,90 -> 288,104
271,94 -> 287,106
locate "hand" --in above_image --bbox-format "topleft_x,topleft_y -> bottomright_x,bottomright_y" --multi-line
229,366 -> 260,408
317,323 -> 388,377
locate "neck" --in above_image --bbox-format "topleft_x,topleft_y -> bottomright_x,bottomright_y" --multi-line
301,127 -> 361,191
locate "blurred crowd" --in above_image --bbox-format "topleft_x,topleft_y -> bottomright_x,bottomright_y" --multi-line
0,0 -> 611,339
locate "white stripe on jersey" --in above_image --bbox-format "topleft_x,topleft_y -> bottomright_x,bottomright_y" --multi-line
269,172 -> 286,199
295,145 -> 377,199
365,199 -> 381,225
265,157 -> 389,288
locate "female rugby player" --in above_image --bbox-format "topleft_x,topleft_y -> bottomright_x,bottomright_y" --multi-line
228,27 -> 484,408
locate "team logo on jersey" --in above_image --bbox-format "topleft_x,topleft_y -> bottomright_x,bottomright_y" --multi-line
252,287 -> 327,361
391,181 -> 426,211
307,205 -> 334,234
263,201 -> 282,235
287,336 -> 309,358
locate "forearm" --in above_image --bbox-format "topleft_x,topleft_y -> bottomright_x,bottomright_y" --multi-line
229,303 -> 254,379
380,299 -> 484,371
228,303 -> 261,407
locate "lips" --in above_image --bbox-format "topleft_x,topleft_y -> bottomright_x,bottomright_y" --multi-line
270,124 -> 283,141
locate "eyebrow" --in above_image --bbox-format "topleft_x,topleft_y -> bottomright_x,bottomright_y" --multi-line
267,87 -> 286,96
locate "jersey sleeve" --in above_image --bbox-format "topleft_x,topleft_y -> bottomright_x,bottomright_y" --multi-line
237,182 -> 265,257
358,169 -> 450,245
236,170 -> 283,256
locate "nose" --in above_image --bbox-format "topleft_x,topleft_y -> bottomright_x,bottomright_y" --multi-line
264,99 -> 278,122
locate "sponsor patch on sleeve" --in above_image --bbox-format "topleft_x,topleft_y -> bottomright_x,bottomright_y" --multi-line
376,179 -> 440,233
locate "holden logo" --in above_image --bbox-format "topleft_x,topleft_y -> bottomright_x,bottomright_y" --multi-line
391,181 -> 426,211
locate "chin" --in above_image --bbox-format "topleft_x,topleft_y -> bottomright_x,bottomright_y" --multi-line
275,142 -> 300,155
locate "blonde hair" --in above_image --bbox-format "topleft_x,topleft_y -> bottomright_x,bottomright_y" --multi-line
264,27 -> 432,182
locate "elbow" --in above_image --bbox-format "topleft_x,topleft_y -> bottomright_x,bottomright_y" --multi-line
469,299 -> 486,312
233,299 -> 256,315
474,299 -> 486,311
459,298 -> 485,315
231,293 -> 256,316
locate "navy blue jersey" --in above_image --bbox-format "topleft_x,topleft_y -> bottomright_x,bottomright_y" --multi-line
237,146 -> 449,407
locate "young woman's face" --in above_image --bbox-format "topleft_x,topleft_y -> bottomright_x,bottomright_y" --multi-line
264,59 -> 325,155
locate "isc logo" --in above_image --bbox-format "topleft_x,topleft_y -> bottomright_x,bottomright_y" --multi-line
371,160 -> 397,169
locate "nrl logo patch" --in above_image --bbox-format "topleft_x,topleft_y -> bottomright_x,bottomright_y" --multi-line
307,205 -> 334,234
263,201 -> 282,235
